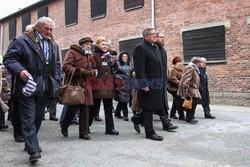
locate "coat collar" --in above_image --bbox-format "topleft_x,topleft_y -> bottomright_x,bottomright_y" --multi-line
70,44 -> 86,56
24,27 -> 56,46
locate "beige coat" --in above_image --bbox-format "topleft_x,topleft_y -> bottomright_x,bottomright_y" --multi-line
168,65 -> 183,92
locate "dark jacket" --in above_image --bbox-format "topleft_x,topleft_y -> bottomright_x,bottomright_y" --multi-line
92,47 -> 114,99
62,44 -> 97,105
3,27 -> 62,98
199,67 -> 210,105
133,39 -> 164,110
158,45 -> 169,111
114,51 -> 133,103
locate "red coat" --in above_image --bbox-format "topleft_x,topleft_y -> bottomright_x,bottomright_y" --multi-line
63,45 -> 97,105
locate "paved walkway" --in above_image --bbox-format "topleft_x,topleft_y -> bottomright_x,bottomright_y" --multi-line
0,103 -> 250,167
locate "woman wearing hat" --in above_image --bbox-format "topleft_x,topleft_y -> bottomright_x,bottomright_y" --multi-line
60,37 -> 97,140
168,56 -> 185,121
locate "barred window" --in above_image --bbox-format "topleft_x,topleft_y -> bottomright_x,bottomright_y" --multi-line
22,13 -> 31,32
91,0 -> 106,20
124,0 -> 144,11
9,19 -> 16,41
65,0 -> 78,26
119,37 -> 143,59
61,48 -> 70,62
182,26 -> 226,63
38,7 -> 48,18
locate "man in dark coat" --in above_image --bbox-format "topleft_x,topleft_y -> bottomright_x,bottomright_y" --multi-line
199,57 -> 216,119
132,27 -> 177,141
155,32 -> 169,116
3,17 -> 62,163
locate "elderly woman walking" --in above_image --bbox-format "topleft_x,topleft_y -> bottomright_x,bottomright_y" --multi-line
61,37 -> 97,140
177,57 -> 202,124
89,37 -> 119,135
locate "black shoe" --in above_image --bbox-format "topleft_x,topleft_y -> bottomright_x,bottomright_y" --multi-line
163,123 -> 178,131
24,147 -> 42,153
186,119 -> 198,124
179,117 -> 186,121
79,134 -> 91,140
15,136 -> 25,142
49,116 -> 59,121
170,115 -> 178,119
61,127 -> 68,137
205,114 -> 216,119
131,116 -> 141,133
146,133 -> 163,141
0,125 -> 9,130
105,129 -> 119,135
124,117 -> 129,121
29,152 -> 41,163
114,114 -> 123,119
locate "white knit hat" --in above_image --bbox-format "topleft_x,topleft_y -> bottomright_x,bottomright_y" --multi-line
22,74 -> 37,97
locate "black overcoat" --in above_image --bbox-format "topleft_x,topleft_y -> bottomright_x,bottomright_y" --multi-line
199,67 -> 210,105
133,40 -> 164,111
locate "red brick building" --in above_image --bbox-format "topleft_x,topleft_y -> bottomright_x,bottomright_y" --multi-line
0,0 -> 249,106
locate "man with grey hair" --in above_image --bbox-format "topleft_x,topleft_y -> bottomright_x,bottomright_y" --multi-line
199,57 -> 216,119
4,16 -> 62,163
132,27 -> 177,141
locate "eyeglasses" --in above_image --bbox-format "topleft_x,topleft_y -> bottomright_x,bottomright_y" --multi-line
147,33 -> 156,36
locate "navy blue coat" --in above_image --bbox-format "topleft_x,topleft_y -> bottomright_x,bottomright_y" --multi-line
199,67 -> 210,105
3,28 -> 62,98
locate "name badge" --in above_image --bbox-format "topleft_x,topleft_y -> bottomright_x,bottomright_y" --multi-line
102,62 -> 108,66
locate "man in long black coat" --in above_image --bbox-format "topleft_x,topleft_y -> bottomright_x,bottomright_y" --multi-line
4,17 -> 62,162
133,27 -> 177,141
199,57 -> 216,119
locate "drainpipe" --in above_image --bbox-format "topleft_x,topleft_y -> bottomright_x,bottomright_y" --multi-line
151,0 -> 155,28
0,24 -> 3,58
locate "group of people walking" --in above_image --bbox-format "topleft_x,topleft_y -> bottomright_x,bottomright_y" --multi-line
1,16 -> 215,163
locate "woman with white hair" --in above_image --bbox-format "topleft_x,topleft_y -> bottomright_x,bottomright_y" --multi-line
199,57 -> 216,119
177,57 -> 202,124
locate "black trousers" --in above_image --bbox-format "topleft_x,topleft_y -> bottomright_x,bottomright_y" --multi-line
186,98 -> 198,120
89,98 -> 115,131
10,97 -> 23,138
143,110 -> 155,135
202,104 -> 211,115
47,98 -> 57,117
0,107 -> 5,126
18,95 -> 49,154
61,104 -> 89,136
115,102 -> 128,118
170,91 -> 185,118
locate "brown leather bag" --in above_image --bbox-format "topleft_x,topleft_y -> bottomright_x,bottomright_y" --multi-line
58,68 -> 86,105
182,97 -> 192,109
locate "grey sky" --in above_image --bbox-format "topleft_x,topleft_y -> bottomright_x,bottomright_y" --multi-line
0,0 -> 40,19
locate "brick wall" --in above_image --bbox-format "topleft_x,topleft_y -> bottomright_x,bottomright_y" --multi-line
0,0 -> 249,106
